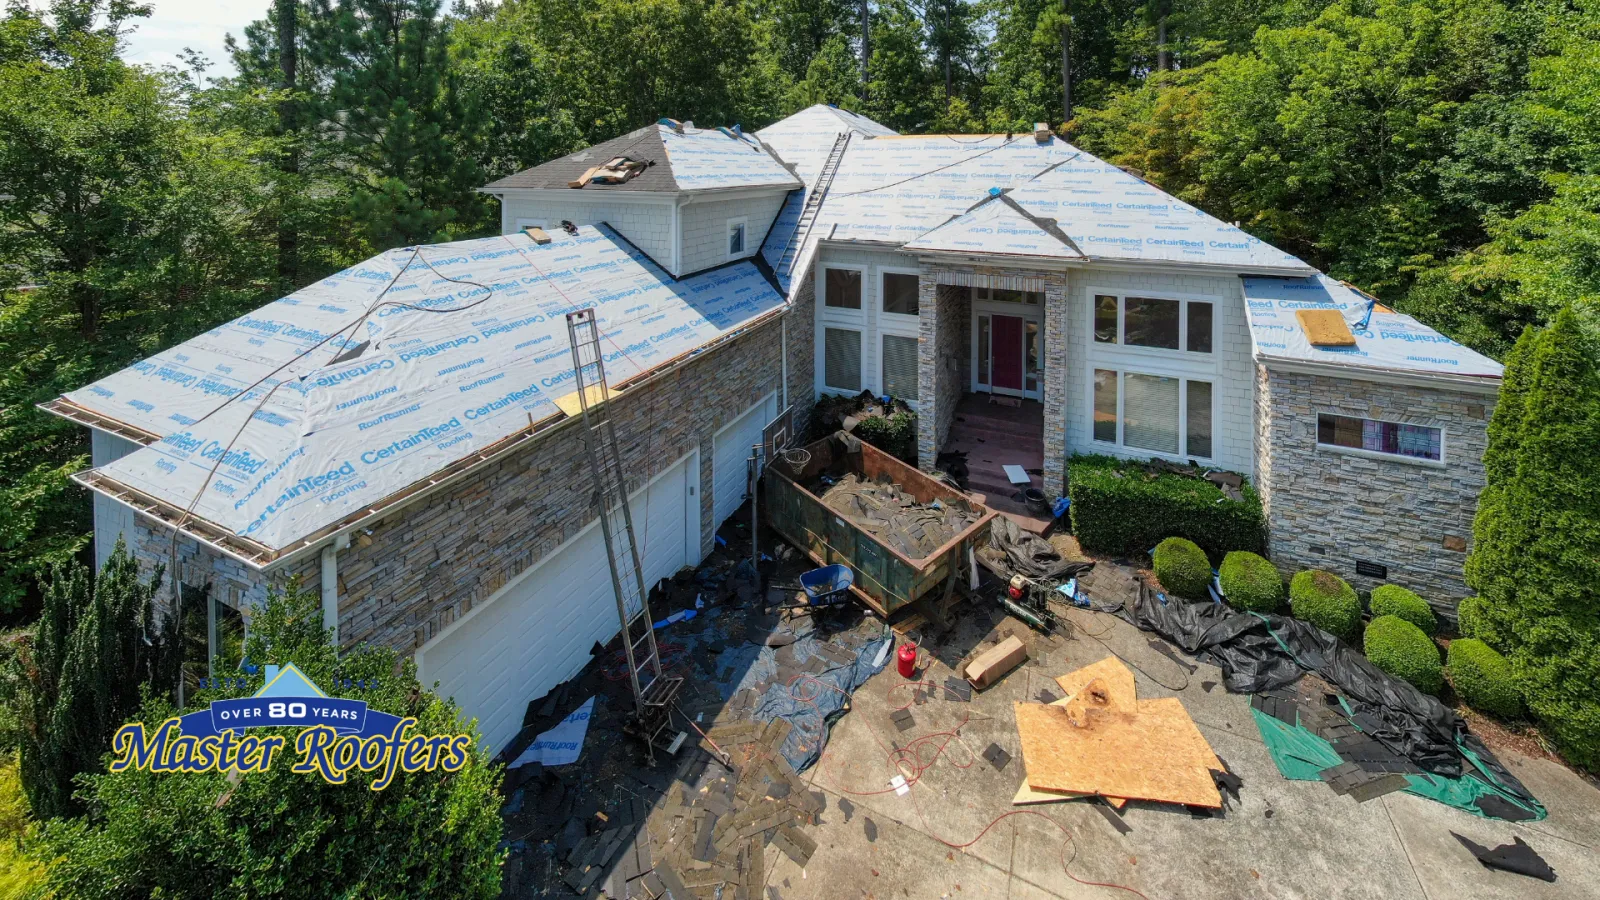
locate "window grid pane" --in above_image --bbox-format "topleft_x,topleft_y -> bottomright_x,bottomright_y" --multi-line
1186,380 -> 1213,458
1093,369 -> 1117,442
1123,373 -> 1180,454
882,334 -> 919,400
824,328 -> 861,390
1187,302 -> 1213,353
1094,295 -> 1118,343
824,269 -> 861,309
1123,297 -> 1180,349
883,273 -> 920,316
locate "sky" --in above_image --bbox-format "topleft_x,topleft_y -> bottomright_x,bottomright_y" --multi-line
121,0 -> 266,77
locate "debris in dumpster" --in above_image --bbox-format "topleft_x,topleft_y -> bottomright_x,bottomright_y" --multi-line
1015,656 -> 1222,808
1452,833 -> 1556,882
966,634 -> 1028,689
816,473 -> 980,558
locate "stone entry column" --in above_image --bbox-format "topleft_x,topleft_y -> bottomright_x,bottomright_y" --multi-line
1042,272 -> 1069,497
916,276 -> 943,472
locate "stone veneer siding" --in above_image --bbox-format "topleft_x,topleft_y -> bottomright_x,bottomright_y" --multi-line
915,281 -> 967,470
124,317 -> 790,655
1254,365 -> 1494,613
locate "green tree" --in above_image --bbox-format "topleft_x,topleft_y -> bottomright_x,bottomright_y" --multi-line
1,540 -> 176,820
1465,309 -> 1600,767
302,0 -> 491,248
34,579 -> 505,897
0,0 -> 277,611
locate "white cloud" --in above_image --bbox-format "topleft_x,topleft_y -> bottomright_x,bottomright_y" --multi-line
121,0 -> 269,77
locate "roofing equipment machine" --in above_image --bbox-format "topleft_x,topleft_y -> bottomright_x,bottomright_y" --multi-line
764,433 -> 995,618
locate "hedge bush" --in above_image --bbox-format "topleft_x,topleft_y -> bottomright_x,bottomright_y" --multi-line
853,411 -> 918,464
1068,455 -> 1266,559
1153,537 -> 1211,598
1447,639 -> 1522,718
1289,570 -> 1362,640
1365,615 -> 1444,694
1370,584 -> 1436,635
1219,551 -> 1283,612
1454,596 -> 1505,646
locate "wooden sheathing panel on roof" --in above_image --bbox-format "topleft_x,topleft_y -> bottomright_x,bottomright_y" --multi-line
1295,309 -> 1357,346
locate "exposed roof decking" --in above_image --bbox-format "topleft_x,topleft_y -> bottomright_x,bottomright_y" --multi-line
58,227 -> 786,556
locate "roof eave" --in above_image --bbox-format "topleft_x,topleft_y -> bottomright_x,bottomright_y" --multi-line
1255,354 -> 1502,395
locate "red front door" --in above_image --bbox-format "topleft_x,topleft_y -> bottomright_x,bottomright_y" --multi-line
991,315 -> 1024,392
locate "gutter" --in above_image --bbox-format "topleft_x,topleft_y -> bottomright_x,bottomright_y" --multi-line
1255,354 -> 1502,395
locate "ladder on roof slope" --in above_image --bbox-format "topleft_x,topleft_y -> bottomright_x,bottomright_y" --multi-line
776,131 -> 852,276
565,308 -> 683,764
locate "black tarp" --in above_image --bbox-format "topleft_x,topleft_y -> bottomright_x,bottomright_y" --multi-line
1121,591 -> 1539,809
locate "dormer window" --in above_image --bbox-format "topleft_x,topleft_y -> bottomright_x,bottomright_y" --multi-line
727,218 -> 748,258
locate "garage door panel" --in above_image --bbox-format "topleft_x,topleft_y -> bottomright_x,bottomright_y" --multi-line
423,455 -> 692,754
713,395 -> 776,529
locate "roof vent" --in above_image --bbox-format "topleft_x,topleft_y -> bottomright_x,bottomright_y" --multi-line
1034,122 -> 1052,142
1295,309 -> 1356,346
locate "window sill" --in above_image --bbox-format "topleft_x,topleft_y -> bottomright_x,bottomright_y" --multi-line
1089,439 -> 1215,467
1314,443 -> 1445,469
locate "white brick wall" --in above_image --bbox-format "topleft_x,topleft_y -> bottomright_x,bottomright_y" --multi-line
500,194 -> 674,272
1061,266 -> 1256,476
678,192 -> 788,275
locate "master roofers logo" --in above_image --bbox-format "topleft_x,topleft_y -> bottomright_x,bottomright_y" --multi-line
109,663 -> 472,790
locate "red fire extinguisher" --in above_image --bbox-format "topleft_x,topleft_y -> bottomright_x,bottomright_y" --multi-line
897,641 -> 917,678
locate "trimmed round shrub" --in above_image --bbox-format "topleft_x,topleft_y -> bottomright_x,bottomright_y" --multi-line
1370,584 -> 1437,635
1365,615 -> 1444,695
1447,639 -> 1522,718
1289,570 -> 1362,640
1153,537 -> 1211,599
1218,551 -> 1283,612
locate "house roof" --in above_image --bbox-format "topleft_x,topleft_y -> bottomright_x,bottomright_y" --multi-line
756,127 -> 1315,296
53,226 -> 785,563
902,192 -> 1085,259
482,123 -> 800,194
1241,274 -> 1503,381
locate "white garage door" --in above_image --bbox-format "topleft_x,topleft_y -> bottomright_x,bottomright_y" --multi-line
419,452 -> 698,754
712,393 -> 777,529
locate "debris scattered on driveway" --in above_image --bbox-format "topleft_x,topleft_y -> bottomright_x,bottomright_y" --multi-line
1013,656 -> 1222,809
1452,833 -> 1557,882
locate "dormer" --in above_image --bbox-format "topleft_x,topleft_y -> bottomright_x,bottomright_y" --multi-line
479,120 -> 802,279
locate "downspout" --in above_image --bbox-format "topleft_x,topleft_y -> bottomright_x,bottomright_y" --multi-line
781,315 -> 789,411
320,533 -> 351,650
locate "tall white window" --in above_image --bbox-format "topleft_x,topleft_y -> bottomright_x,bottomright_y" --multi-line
881,334 -> 919,399
1093,369 -> 1214,459
824,268 -> 862,309
727,218 -> 748,258
824,327 -> 862,391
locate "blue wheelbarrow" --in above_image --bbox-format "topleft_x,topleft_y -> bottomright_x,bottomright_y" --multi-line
768,564 -> 856,611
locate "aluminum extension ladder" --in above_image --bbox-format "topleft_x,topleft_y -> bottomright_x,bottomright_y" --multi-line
565,308 -> 684,763
775,130 -> 851,274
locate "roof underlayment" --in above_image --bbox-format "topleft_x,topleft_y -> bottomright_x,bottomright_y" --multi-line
756,121 -> 1314,295
1241,274 -> 1503,381
482,123 -> 800,194
59,227 -> 784,561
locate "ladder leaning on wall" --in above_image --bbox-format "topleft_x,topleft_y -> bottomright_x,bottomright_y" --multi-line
564,308 -> 684,764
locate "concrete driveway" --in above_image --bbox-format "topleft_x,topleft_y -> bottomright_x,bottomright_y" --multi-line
754,603 -> 1600,900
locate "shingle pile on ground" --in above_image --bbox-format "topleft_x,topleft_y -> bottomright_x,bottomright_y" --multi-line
817,473 -> 978,557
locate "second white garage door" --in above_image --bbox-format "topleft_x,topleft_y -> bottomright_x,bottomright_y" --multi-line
418,451 -> 699,754
712,392 -> 778,530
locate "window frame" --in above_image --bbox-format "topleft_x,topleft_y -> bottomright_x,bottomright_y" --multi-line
1088,363 -> 1217,463
880,332 -> 920,400
878,267 -> 922,320
819,264 -> 867,315
1088,288 -> 1218,360
1314,412 -> 1447,467
726,216 -> 749,260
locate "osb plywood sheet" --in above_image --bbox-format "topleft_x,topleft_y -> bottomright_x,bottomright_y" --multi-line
1136,697 -> 1224,771
1295,308 -> 1356,346
1013,702 -> 1222,808
1055,656 -> 1136,705
1013,780 -> 1127,809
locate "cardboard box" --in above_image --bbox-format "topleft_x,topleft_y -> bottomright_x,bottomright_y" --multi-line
966,635 -> 1027,690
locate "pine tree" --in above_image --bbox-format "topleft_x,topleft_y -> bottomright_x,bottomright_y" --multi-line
6,539 -> 175,820
1464,308 -> 1600,767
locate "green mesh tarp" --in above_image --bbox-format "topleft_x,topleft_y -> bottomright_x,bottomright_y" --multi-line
1251,708 -> 1546,820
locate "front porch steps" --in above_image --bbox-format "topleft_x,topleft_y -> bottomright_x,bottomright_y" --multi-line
941,394 -> 1051,532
